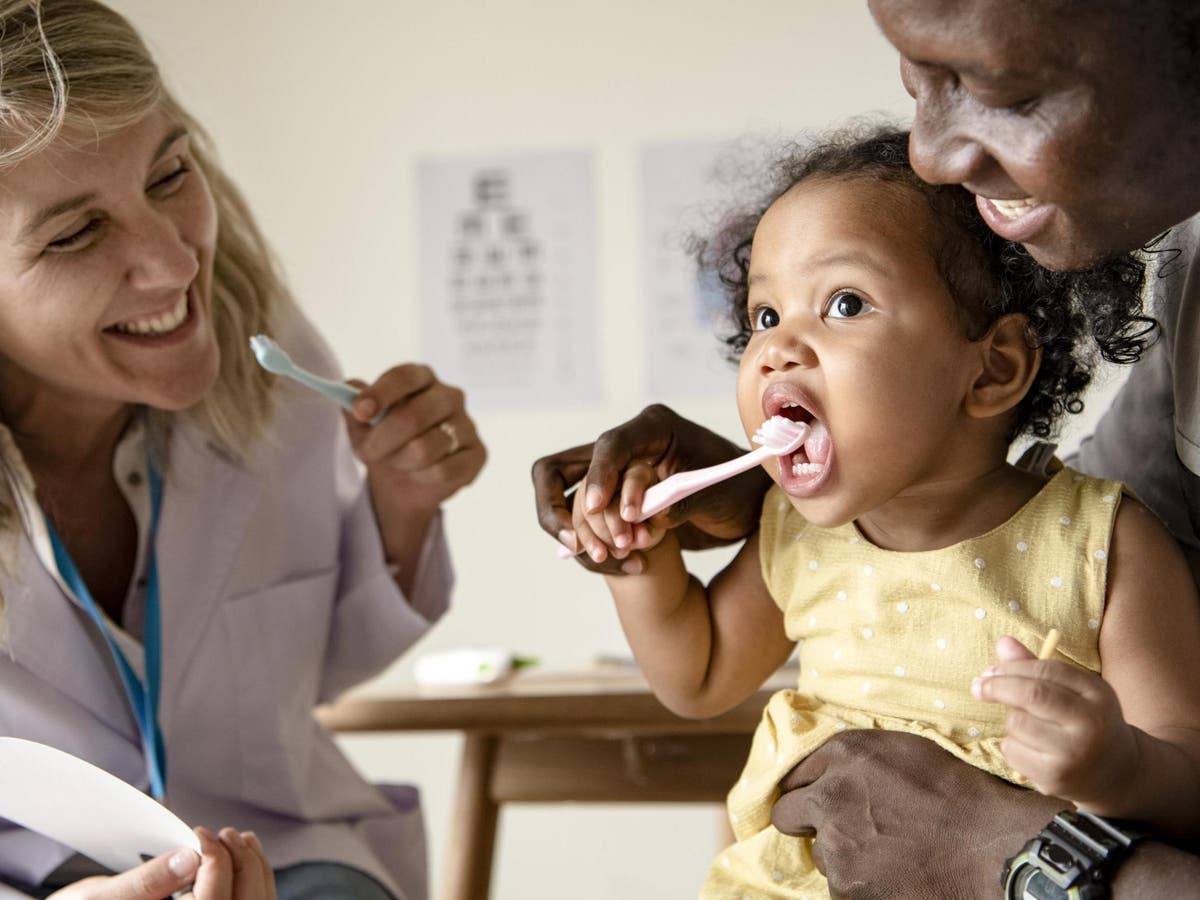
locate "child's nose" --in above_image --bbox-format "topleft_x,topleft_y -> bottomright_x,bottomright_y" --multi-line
759,328 -> 816,373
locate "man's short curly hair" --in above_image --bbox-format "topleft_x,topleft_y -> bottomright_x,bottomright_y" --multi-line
696,124 -> 1155,441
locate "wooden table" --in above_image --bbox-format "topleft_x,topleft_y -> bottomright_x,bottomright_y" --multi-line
316,665 -> 792,900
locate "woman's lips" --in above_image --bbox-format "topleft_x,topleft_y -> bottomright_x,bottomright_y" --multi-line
975,194 -> 1055,243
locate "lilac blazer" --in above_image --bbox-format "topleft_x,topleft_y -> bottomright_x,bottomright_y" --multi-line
0,314 -> 451,900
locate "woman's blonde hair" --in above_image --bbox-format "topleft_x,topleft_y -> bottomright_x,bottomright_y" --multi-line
0,0 -> 291,618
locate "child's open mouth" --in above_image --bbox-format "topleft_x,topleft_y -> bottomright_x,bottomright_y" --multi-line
773,401 -> 833,489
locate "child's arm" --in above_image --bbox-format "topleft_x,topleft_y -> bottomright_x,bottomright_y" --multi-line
569,466 -> 795,718
605,529 -> 796,719
975,498 -> 1200,839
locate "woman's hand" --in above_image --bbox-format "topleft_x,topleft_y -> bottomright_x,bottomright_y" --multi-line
344,365 -> 485,584
531,404 -> 770,574
47,827 -> 275,900
972,635 -> 1138,809
770,729 -> 1067,899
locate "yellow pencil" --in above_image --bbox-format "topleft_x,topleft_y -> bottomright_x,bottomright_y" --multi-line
1037,627 -> 1061,660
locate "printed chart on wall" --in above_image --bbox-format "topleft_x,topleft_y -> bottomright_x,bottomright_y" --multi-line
640,138 -> 749,398
418,151 -> 598,409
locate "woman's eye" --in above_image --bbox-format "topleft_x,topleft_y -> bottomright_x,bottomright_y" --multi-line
825,291 -> 873,319
749,306 -> 780,331
149,160 -> 190,194
46,218 -> 103,252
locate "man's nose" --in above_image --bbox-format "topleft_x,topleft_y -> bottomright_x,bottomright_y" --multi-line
902,60 -> 993,189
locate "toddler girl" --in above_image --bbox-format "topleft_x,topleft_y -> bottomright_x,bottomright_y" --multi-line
568,126 -> 1200,898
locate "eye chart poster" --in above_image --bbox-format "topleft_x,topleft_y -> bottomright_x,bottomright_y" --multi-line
639,139 -> 745,399
418,151 -> 598,409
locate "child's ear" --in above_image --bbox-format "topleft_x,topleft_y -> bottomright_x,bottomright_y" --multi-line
964,313 -> 1040,420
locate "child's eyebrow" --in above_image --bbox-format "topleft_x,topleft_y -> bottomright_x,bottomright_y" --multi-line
746,250 -> 893,288
806,250 -> 892,279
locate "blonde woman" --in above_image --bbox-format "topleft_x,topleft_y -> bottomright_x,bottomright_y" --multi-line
0,2 -> 486,898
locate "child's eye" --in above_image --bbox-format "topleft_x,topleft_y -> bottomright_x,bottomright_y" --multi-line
749,305 -> 780,331
825,291 -> 873,319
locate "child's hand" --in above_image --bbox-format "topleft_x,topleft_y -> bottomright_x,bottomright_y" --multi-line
570,461 -> 667,566
971,635 -> 1138,810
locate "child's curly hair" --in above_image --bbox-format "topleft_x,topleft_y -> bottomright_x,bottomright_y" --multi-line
696,124 -> 1156,440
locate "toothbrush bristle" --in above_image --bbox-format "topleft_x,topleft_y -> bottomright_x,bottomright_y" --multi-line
753,415 -> 809,454
249,334 -> 288,373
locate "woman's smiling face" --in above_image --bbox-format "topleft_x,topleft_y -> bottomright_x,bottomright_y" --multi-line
736,176 -> 985,527
869,0 -> 1200,270
0,107 -> 221,421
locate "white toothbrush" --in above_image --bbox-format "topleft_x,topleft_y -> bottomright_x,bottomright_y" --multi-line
249,334 -> 359,412
557,415 -> 809,557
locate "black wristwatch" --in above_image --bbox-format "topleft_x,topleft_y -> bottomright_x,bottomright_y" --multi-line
1002,810 -> 1142,899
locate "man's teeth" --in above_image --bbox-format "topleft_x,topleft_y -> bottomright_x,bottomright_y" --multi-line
988,196 -> 1039,220
112,297 -> 189,335
792,461 -> 825,477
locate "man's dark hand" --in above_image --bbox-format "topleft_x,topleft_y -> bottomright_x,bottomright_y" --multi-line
771,730 -> 1067,899
531,404 -> 771,573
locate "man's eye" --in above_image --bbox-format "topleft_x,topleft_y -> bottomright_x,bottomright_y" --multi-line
750,306 -> 780,330
826,291 -> 873,319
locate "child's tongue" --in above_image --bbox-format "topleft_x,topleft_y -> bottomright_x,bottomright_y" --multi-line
802,421 -> 831,466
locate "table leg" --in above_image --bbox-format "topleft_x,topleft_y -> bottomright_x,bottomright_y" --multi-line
440,733 -> 499,900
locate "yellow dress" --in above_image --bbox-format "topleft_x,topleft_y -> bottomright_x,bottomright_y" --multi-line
699,466 -> 1123,899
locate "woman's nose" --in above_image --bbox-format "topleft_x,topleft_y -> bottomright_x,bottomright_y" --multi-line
124,211 -> 199,292
902,60 -> 993,188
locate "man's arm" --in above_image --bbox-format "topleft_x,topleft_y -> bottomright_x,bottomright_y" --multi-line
771,729 -> 1200,899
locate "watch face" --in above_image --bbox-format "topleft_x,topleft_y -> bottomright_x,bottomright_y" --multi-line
1012,866 -> 1070,900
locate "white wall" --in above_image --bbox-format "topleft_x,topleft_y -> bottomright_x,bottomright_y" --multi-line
105,2 -> 1127,897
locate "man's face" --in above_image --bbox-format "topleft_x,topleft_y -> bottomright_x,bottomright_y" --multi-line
869,0 -> 1200,270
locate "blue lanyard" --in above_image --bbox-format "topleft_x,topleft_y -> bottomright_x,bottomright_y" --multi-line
46,459 -> 167,802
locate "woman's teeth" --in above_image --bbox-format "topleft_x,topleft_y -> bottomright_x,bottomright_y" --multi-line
792,461 -> 825,477
111,296 -> 189,335
988,196 -> 1039,219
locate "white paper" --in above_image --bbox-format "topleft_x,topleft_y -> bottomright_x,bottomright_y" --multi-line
639,138 -> 752,399
419,151 -> 599,410
0,738 -> 199,873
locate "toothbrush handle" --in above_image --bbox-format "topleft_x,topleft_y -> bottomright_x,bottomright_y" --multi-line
286,369 -> 360,412
638,445 -> 772,521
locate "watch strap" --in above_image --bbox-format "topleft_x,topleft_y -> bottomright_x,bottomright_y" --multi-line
1002,810 -> 1142,899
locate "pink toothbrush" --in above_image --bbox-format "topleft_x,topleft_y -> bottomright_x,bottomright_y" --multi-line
558,416 -> 809,557
636,415 -> 809,521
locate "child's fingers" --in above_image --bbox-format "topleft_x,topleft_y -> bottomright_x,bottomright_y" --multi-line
1004,703 -> 1071,750
971,665 -> 1084,724
995,634 -> 1037,661
618,461 -> 658,524
571,479 -> 622,563
571,503 -> 610,564
603,493 -> 633,555
1000,733 -> 1059,786
607,461 -> 658,551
